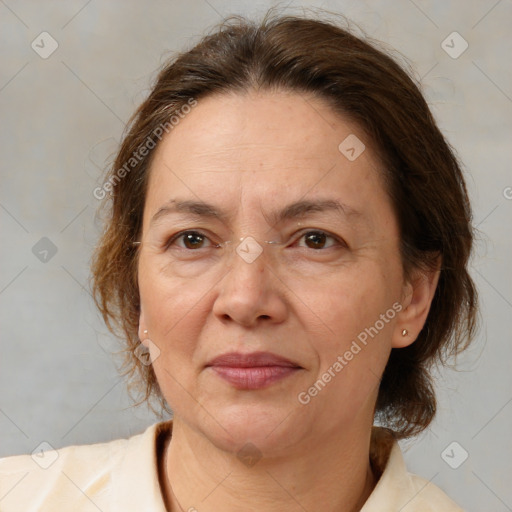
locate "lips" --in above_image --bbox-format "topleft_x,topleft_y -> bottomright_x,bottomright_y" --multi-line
206,351 -> 301,368
205,351 -> 302,390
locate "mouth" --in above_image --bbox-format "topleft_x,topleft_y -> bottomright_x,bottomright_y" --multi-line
205,351 -> 303,390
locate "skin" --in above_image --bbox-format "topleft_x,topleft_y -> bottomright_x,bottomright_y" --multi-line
137,90 -> 440,511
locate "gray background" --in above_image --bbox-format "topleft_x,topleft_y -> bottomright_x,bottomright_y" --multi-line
1,1 -> 511,510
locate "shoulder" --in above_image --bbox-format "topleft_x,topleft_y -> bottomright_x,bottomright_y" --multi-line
0,422 -> 168,511
405,470 -> 464,511
0,433 -> 130,473
363,428 -> 464,511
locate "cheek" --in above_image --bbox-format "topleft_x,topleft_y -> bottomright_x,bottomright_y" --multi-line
138,260 -> 212,411
302,262 -> 396,341
138,255 -> 210,357
297,260 -> 399,396
294,269 -> 397,420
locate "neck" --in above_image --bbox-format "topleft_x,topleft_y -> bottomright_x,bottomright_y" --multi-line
161,417 -> 377,512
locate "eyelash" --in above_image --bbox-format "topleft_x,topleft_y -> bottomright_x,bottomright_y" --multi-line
164,229 -> 346,251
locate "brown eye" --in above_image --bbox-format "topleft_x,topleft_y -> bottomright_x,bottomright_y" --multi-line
304,232 -> 327,249
182,232 -> 206,249
167,231 -> 213,250
296,230 -> 340,250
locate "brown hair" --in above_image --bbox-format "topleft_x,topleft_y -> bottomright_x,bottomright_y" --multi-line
91,10 -> 478,438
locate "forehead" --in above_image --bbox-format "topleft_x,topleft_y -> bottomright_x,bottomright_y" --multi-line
144,90 -> 393,231
152,90 -> 369,169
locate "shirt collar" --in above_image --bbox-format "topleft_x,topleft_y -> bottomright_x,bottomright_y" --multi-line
110,421 -> 412,510
111,421 -> 170,510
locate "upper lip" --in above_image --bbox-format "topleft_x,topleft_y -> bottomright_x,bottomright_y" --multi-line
206,351 -> 301,368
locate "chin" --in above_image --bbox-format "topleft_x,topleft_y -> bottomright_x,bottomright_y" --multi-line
194,401 -> 306,456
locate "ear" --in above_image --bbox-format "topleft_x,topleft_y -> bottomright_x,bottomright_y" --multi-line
393,256 -> 441,348
138,307 -> 150,348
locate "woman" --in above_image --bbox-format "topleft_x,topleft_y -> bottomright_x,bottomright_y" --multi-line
0,11 -> 477,511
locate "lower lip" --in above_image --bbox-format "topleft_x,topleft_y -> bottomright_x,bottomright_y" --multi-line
209,366 -> 300,390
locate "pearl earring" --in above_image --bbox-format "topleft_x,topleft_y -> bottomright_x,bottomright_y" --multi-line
401,329 -> 408,337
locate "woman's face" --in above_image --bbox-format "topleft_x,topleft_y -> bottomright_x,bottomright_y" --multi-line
137,90 -> 409,454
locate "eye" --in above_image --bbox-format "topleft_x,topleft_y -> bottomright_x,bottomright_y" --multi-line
293,230 -> 345,250
166,230 -> 217,250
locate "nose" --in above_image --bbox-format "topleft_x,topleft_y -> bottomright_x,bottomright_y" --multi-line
212,238 -> 288,328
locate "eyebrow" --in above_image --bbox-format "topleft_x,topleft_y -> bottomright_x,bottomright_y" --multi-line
150,198 -> 362,227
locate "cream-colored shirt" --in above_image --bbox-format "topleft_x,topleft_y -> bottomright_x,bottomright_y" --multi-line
0,421 -> 462,511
